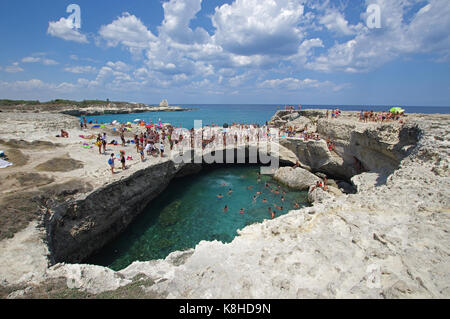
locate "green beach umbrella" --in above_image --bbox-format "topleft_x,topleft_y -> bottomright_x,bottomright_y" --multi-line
390,107 -> 405,114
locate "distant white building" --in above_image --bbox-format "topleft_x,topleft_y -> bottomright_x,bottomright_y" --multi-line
159,99 -> 169,107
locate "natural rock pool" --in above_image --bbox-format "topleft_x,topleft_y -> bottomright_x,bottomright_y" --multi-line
86,166 -> 309,271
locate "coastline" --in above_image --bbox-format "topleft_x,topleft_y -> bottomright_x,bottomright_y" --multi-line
0,101 -> 193,117
0,109 -> 449,299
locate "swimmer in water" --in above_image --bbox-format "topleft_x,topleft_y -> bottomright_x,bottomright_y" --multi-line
268,207 -> 274,219
248,185 -> 253,190
253,195 -> 257,202
224,205 -> 228,213
263,198 -> 268,203
240,208 -> 245,215
265,183 -> 269,189
228,189 -> 233,195
217,194 -> 223,199
294,202 -> 300,209
256,192 -> 262,196
281,196 -> 285,202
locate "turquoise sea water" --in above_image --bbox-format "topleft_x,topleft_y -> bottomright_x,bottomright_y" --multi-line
85,104 -> 450,129
87,166 -> 309,271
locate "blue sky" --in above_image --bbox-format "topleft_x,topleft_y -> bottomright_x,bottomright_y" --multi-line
0,0 -> 449,106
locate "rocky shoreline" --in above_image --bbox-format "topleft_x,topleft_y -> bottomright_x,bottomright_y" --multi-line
0,109 -> 449,299
0,101 -> 192,117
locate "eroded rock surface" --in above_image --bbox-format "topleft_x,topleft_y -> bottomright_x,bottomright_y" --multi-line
1,111 -> 449,299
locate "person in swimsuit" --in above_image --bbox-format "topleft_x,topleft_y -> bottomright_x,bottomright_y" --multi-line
224,205 -> 228,213
263,198 -> 267,203
108,154 -> 115,174
228,189 -> 233,195
240,208 -> 245,215
96,134 -> 103,154
61,129 -> 69,138
217,194 -> 223,199
120,130 -> 126,147
139,145 -> 145,162
102,133 -> 107,153
120,151 -> 126,170
268,207 -> 274,219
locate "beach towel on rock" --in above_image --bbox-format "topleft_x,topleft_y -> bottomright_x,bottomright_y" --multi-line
0,159 -> 13,168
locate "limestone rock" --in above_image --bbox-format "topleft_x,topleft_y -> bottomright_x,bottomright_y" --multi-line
308,186 -> 333,204
274,167 -> 321,190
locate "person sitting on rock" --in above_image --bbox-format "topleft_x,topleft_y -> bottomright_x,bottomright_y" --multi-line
61,129 -> 69,138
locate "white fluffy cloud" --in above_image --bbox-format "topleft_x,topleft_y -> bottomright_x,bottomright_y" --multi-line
159,0 -> 210,44
307,0 -> 450,72
47,17 -> 88,43
99,13 -> 157,53
212,0 -> 306,56
319,9 -> 362,36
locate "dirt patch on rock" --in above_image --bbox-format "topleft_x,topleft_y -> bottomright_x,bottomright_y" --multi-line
0,148 -> 29,167
35,154 -> 84,172
0,179 -> 93,241
0,139 -> 59,150
3,173 -> 54,190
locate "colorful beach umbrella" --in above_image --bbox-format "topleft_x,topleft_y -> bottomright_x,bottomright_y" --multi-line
389,107 -> 405,114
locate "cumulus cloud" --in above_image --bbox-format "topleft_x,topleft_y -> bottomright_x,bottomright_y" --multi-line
99,13 -> 157,53
306,0 -> 450,72
319,9 -> 362,36
47,17 -> 88,43
212,0 -> 306,56
159,0 -> 210,44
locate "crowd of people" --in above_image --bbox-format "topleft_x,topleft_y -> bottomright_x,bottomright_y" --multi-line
359,110 -> 406,123
325,109 -> 342,119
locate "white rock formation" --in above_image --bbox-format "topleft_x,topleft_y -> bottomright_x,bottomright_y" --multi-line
1,111 -> 449,299
274,167 -> 322,190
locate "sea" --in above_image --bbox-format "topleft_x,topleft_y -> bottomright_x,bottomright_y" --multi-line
86,104 -> 450,129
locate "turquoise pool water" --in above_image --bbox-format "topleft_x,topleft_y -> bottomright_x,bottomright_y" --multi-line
87,166 -> 309,271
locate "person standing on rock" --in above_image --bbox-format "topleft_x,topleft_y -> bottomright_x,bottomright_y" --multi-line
120,151 -> 126,170
160,141 -> 165,158
120,130 -> 126,147
102,133 -> 107,153
96,134 -> 103,155
108,153 -> 115,174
